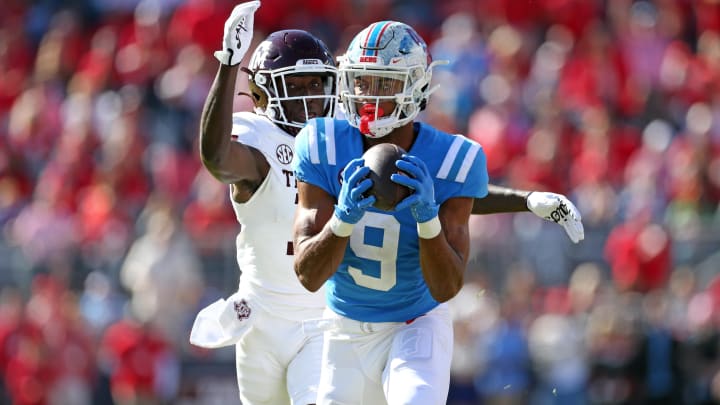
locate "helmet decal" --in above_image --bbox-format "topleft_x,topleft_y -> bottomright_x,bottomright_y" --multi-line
361,21 -> 393,59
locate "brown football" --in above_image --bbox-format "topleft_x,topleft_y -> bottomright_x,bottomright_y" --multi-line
362,143 -> 412,211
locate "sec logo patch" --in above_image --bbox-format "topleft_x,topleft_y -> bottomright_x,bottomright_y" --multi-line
276,144 -> 293,164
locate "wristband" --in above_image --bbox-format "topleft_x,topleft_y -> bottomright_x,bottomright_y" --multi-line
417,216 -> 442,239
328,214 -> 354,238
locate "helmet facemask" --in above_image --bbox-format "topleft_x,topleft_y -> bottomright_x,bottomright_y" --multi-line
339,64 -> 432,138
250,61 -> 337,135
244,30 -> 338,136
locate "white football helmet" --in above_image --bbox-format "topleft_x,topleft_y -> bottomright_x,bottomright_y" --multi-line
338,21 -> 445,138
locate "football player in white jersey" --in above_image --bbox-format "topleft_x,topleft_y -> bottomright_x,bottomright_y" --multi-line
190,3 -> 583,405
188,2 -> 338,404
291,20 -> 580,405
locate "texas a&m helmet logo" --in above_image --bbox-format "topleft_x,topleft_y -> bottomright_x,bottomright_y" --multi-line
276,144 -> 293,164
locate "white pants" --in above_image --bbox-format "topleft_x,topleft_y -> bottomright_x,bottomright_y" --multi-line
235,303 -> 324,405
316,304 -> 453,405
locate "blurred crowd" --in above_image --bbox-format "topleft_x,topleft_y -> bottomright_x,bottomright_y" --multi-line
0,0 -> 719,404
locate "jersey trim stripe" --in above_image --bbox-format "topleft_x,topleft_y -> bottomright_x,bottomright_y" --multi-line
436,136 -> 464,180
324,119 -> 336,165
316,119 -> 329,165
457,142 -> 480,182
308,121 -> 320,164
307,119 -> 336,165
448,142 -> 470,182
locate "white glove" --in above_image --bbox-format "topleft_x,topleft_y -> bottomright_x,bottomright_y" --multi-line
527,191 -> 584,243
214,1 -> 261,66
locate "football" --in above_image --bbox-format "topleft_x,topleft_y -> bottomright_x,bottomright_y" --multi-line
362,143 -> 412,211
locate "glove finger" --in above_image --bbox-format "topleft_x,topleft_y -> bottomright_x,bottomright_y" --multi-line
357,195 -> 376,210
394,193 -> 420,212
565,200 -> 582,221
341,159 -> 364,182
562,222 -> 578,243
342,159 -> 365,181
395,158 -> 422,179
572,220 -> 585,242
351,178 -> 373,200
347,166 -> 370,188
231,0 -> 261,17
226,1 -> 260,33
569,233 -> 580,244
402,154 -> 431,178
555,195 -> 580,217
390,173 -> 419,190
565,219 -> 584,243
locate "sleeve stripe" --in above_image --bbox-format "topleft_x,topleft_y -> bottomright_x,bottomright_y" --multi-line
310,119 -> 336,165
308,121 -> 320,164
324,119 -> 336,165
317,119 -> 327,164
456,142 -> 480,183
436,136 -> 464,180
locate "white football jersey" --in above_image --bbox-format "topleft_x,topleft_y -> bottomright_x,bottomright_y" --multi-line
229,112 -> 325,319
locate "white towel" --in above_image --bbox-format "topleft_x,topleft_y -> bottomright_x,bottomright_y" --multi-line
189,292 -> 255,348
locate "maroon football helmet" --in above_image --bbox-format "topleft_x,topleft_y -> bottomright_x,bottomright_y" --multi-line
244,30 -> 337,135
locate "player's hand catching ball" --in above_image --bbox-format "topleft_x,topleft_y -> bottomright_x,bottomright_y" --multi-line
526,192 -> 584,243
393,155 -> 439,223
335,158 -> 375,225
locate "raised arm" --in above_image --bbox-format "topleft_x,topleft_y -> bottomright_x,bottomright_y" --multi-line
198,1 -> 264,187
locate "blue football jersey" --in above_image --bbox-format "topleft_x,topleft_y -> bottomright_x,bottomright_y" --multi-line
293,118 -> 489,322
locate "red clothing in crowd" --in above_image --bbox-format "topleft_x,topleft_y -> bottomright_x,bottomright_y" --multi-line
2,322 -> 53,405
100,319 -> 170,402
605,220 -> 672,293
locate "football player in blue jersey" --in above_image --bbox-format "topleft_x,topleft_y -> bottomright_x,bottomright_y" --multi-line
292,20 -> 509,404
192,2 -> 582,403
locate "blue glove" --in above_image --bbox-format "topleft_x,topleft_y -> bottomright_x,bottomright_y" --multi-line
392,154 -> 439,223
335,158 -> 375,224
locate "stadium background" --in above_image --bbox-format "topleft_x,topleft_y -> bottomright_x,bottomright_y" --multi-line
1,0 -> 719,403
